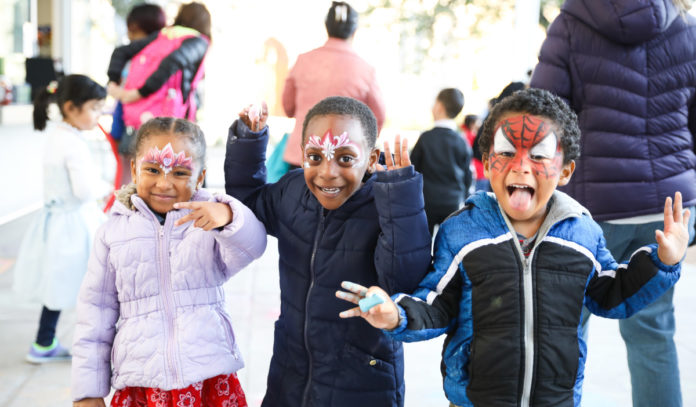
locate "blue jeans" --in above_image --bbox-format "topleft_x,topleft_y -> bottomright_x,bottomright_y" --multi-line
581,208 -> 695,407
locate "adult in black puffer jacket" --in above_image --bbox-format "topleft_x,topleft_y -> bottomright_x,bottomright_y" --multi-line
225,97 -> 431,407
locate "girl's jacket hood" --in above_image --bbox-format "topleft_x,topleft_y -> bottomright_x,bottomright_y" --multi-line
563,0 -> 679,44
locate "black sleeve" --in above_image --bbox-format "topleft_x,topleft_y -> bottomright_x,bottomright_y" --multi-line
106,32 -> 158,83
399,267 -> 462,332
139,36 -> 208,97
410,135 -> 424,173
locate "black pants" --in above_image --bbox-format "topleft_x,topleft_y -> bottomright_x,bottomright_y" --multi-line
35,305 -> 60,346
426,205 -> 459,236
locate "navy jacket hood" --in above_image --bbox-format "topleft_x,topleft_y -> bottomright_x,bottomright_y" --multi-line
563,0 -> 679,44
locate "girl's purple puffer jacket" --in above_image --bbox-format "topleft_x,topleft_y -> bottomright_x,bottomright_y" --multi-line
71,186 -> 267,401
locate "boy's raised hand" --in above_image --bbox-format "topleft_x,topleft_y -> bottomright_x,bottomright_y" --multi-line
336,281 -> 401,330
173,201 -> 233,230
238,101 -> 268,132
376,135 -> 410,171
656,191 -> 691,265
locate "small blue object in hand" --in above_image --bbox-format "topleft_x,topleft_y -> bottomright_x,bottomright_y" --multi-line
359,294 -> 385,312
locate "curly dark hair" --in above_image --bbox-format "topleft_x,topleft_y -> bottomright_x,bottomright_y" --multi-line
133,117 -> 207,169
478,88 -> 580,164
302,96 -> 378,149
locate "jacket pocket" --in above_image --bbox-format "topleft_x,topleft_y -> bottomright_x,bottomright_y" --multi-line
219,310 -> 239,360
336,342 -> 397,391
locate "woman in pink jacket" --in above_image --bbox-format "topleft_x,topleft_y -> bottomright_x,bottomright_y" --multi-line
282,1 -> 386,168
71,117 -> 266,407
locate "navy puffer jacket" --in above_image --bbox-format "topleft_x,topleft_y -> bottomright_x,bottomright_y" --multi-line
530,0 -> 696,221
224,120 -> 432,407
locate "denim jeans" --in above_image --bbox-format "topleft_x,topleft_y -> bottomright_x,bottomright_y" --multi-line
581,207 -> 695,407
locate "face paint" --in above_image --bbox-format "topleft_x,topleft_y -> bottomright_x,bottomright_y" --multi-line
304,130 -> 362,163
488,115 -> 562,179
140,142 -> 194,176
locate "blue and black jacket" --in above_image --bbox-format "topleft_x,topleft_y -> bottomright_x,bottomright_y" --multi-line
389,191 -> 681,407
224,120 -> 432,407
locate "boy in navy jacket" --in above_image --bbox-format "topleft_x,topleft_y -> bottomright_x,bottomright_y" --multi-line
337,88 -> 691,407
225,97 -> 431,407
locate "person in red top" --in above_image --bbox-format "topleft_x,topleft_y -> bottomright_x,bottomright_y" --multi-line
282,1 -> 386,168
461,114 -> 486,191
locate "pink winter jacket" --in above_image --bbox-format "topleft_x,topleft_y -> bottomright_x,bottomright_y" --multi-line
71,187 -> 267,401
282,37 -> 386,166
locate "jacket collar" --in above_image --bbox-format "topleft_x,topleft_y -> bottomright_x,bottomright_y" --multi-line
466,190 -> 590,237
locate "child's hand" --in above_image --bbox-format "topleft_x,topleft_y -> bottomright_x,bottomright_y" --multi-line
106,82 -> 122,99
73,398 -> 106,407
120,89 -> 142,104
238,101 -> 268,132
375,135 -> 410,171
656,191 -> 691,265
173,201 -> 233,230
336,281 -> 400,330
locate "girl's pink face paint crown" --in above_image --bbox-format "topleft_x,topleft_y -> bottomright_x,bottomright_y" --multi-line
141,142 -> 194,175
304,130 -> 361,161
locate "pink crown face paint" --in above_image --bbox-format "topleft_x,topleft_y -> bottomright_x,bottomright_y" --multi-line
140,142 -> 194,175
304,130 -> 362,164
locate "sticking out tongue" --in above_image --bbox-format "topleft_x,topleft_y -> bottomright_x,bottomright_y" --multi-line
510,188 -> 532,211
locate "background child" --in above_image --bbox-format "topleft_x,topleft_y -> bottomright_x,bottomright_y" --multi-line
107,2 -> 210,132
109,3 -> 166,145
411,87 -> 472,235
71,117 -> 267,407
12,74 -> 107,364
125,3 -> 166,41
337,88 -> 691,407
461,114 -> 486,192
224,96 -> 431,407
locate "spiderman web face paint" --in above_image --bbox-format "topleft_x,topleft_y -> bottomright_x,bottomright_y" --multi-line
488,115 -> 562,179
140,142 -> 194,176
485,114 -> 569,231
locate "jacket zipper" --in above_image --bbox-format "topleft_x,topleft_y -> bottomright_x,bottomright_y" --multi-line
520,249 -> 535,407
301,210 -> 326,407
157,222 -> 180,387
497,196 -> 576,406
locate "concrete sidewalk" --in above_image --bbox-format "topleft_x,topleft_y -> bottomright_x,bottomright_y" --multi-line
2,237 -> 696,406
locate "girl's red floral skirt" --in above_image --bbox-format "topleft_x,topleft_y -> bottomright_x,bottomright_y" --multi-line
110,373 -> 247,407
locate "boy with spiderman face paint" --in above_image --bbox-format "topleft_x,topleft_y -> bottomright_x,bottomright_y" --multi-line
486,113 -> 574,239
224,97 -> 431,407
337,89 -> 690,407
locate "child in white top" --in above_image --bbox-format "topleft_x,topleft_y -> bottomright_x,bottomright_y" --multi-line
13,74 -> 108,363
